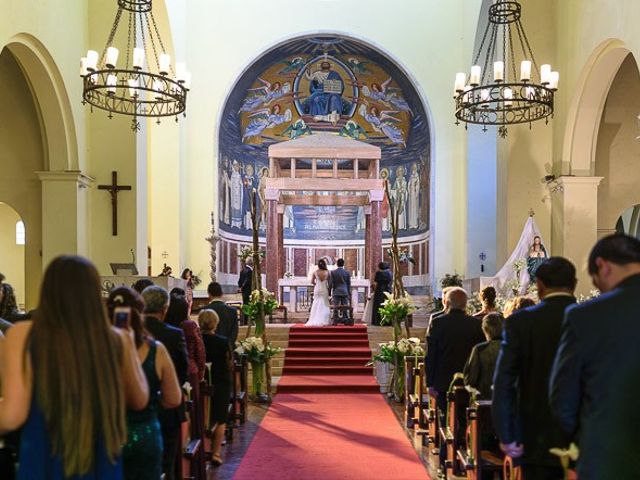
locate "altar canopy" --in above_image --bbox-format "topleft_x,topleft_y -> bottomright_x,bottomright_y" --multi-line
481,216 -> 545,295
264,133 -> 383,296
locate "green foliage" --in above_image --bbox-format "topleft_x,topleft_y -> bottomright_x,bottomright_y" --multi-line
241,288 -> 278,321
368,338 -> 424,365
379,292 -> 416,327
440,273 -> 463,289
235,336 -> 282,364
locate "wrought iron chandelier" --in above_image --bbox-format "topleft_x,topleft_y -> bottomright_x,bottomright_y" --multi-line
80,0 -> 190,131
454,0 -> 558,137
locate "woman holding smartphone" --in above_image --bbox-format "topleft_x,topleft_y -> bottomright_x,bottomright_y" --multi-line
107,287 -> 182,480
0,256 -> 149,478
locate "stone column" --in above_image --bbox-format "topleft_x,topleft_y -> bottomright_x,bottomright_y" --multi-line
37,171 -> 93,268
364,207 -> 371,280
265,188 -> 280,295
369,189 -> 384,281
277,208 -> 285,281
551,176 -> 603,294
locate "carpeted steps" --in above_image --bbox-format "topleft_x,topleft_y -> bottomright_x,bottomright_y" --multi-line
277,324 -> 379,393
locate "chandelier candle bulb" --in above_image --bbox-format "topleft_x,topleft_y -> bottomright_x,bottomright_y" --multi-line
504,87 -> 513,106
106,74 -> 117,95
105,47 -> 119,69
176,62 -> 187,82
549,71 -> 560,90
133,47 -> 145,70
128,79 -> 139,98
86,50 -> 99,71
470,65 -> 481,86
526,86 -> 535,99
481,89 -> 490,105
540,64 -> 551,84
454,72 -> 466,93
494,61 -> 504,82
159,53 -> 171,74
80,57 -> 88,76
520,60 -> 532,81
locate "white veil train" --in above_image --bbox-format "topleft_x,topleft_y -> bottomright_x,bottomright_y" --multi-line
480,215 -> 545,296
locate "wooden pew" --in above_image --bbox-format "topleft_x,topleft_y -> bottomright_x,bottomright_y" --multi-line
180,393 -> 206,480
457,400 -> 505,480
413,362 -> 439,452
438,375 -> 471,478
404,356 -> 422,429
231,353 -> 249,426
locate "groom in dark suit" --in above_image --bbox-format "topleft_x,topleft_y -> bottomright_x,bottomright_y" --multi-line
550,234 -> 640,480
329,258 -> 352,325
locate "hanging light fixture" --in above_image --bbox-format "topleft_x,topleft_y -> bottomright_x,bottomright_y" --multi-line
81,0 -> 190,131
454,0 -> 557,137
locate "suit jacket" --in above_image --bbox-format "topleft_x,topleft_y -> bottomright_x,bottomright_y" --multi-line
426,309 -> 484,394
463,339 -> 501,400
329,267 -> 351,297
204,299 -> 239,347
550,274 -> 640,479
144,316 -> 189,428
492,294 -> 574,467
238,266 -> 253,299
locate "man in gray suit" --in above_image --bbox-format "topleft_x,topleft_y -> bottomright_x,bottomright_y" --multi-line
329,258 -> 352,325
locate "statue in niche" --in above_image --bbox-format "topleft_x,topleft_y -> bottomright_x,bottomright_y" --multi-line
527,235 -> 548,282
242,163 -> 255,229
258,167 -> 269,229
380,168 -> 391,232
392,165 -> 408,230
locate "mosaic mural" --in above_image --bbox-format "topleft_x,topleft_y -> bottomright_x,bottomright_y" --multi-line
218,35 -> 430,241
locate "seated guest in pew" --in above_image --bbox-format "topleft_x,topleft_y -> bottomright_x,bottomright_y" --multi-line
503,296 -> 536,318
473,286 -> 499,319
463,313 -> 504,399
204,282 -> 239,347
493,257 -> 576,480
428,286 -> 454,329
107,287 -> 182,480
426,287 -> 484,474
0,255 -> 149,478
550,234 -> 640,480
198,309 -> 233,468
142,285 -> 189,480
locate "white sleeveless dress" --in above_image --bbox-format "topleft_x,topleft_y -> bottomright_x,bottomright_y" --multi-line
306,271 -> 332,327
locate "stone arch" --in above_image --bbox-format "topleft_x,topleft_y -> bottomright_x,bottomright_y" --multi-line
4,33 -> 78,171
562,39 -> 632,176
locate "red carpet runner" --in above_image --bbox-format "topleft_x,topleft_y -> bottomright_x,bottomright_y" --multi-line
233,325 -> 430,479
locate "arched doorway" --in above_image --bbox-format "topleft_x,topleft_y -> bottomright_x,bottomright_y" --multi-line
0,203 -> 26,308
594,53 -> 640,236
215,33 -> 432,294
616,204 -> 640,239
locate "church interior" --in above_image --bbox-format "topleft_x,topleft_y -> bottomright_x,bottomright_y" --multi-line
1,0 -> 640,479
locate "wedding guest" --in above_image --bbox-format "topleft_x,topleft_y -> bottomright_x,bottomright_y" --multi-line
425,287 -> 484,472
0,317 -> 12,334
473,286 -> 499,319
502,295 -> 536,318
463,312 -> 504,399
198,309 -> 233,467
0,255 -> 149,478
181,269 -> 195,312
238,258 -> 254,305
107,287 -> 181,480
132,278 -> 154,294
493,257 -> 576,479
0,273 -> 19,321
204,282 -> 239,347
142,286 -> 188,480
550,234 -> 640,479
371,262 -> 393,326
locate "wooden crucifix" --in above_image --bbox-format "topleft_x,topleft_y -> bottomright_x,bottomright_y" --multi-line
98,171 -> 131,236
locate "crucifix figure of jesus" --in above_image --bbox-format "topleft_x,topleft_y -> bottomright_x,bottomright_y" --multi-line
98,171 -> 132,236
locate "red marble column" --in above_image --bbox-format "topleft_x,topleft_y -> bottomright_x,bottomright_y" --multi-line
370,201 -> 382,281
266,200 -> 279,294
277,212 -> 285,280
365,211 -> 371,280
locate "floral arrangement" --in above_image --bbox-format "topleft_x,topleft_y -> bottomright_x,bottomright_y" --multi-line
369,338 -> 424,365
386,247 -> 416,265
235,336 -> 282,364
379,291 -> 417,327
238,246 -> 266,262
191,272 -> 202,287
512,258 -> 527,275
242,288 -> 279,321
577,289 -> 600,303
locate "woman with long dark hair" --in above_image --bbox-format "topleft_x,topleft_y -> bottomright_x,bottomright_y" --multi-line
372,262 -> 393,326
305,258 -> 331,327
0,255 -> 149,478
107,287 -> 181,480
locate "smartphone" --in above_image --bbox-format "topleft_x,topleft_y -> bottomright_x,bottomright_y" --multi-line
113,306 -> 131,329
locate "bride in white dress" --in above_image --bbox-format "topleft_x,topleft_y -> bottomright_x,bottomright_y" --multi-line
305,259 -> 332,327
